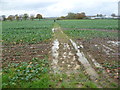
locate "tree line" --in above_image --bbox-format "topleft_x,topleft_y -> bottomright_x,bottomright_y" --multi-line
57,12 -> 118,20
57,12 -> 86,20
0,13 -> 43,21
0,12 -> 118,21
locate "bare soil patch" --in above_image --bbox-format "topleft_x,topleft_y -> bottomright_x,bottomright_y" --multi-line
76,37 -> 119,82
2,42 -> 51,67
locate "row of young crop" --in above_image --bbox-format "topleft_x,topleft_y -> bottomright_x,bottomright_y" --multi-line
58,19 -> 118,30
2,20 -> 53,44
2,19 -> 118,44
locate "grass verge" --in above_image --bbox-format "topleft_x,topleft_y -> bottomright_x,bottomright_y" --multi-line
2,57 -> 50,88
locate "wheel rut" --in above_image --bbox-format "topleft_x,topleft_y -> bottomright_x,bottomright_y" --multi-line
49,23 -> 118,88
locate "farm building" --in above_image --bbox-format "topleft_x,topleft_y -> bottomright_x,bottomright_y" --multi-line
87,16 -> 119,19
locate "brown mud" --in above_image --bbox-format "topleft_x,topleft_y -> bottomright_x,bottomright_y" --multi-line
2,23 -> 119,88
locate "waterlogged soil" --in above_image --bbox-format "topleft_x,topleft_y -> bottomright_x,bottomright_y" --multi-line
50,27 -> 81,74
2,25 -> 119,88
2,42 -> 51,67
50,24 -> 119,88
75,37 -> 119,82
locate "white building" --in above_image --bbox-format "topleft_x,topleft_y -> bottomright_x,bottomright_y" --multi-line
0,16 -> 3,21
88,15 -> 119,19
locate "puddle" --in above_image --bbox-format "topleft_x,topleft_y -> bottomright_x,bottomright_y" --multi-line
107,41 -> 120,46
51,39 -> 60,73
102,44 -> 115,52
52,28 -> 55,33
70,39 -> 99,80
89,55 -> 102,68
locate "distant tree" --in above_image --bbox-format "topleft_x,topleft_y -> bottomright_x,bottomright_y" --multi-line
60,16 -> 66,19
23,13 -> 29,20
99,14 -> 103,17
57,16 -> 66,20
56,17 -> 61,20
66,12 -> 76,19
75,13 -> 81,19
30,14 -> 34,21
1,15 -> 6,21
7,15 -> 14,21
36,14 -> 42,20
15,14 -> 19,21
111,13 -> 116,17
81,12 -> 86,16
66,12 -> 86,19
96,14 -> 103,17
75,12 -> 86,19
96,14 -> 99,17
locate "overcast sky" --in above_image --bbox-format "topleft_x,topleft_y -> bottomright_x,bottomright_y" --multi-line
0,0 -> 119,17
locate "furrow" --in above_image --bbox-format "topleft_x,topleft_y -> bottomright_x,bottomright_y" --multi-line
70,39 -> 99,80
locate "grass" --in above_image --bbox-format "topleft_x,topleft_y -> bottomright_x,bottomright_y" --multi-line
58,19 -> 118,30
2,20 -> 53,44
3,61 -> 98,88
82,81 -> 97,88
48,70 -> 99,88
2,57 -> 50,88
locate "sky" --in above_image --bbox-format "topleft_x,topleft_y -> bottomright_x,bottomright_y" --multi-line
0,0 -> 119,17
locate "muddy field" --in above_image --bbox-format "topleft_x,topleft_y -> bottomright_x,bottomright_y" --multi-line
50,25 -> 119,87
2,42 -> 51,67
76,37 -> 119,82
2,23 -> 119,88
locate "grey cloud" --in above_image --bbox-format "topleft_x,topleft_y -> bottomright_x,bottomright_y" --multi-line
0,0 -> 118,17
71,1 -> 118,16
1,1 -> 58,10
